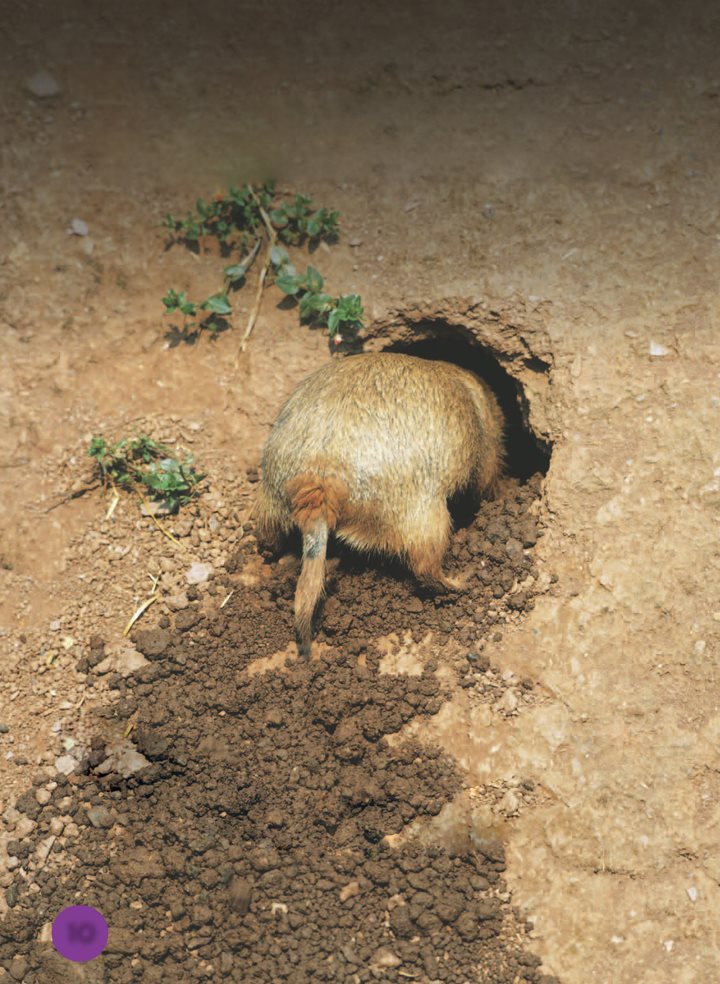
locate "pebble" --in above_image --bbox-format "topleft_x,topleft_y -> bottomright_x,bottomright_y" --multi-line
35,788 -> 52,806
165,593 -> 189,612
2,805 -> 21,827
87,805 -> 114,829
229,877 -> 253,914
505,538 -> 523,561
186,562 -> 214,585
70,218 -> 89,236
649,340 -> 669,357
686,886 -> 698,903
503,690 -> 519,713
26,70 -> 60,98
95,742 -> 151,778
49,817 -> 65,836
55,754 -> 78,776
140,499 -> 171,517
35,835 -> 55,863
94,642 -> 149,676
340,880 -> 361,902
501,789 -> 520,814
15,817 -> 36,839
9,955 -> 28,981
0,723 -> 9,734
370,947 -> 402,969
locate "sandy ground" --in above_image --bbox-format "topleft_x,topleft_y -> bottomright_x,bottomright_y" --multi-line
2,0 -> 720,980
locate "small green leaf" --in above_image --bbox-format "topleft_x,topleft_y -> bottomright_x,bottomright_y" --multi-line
276,273 -> 303,295
327,308 -> 341,333
270,207 -> 289,228
305,266 -> 324,292
88,436 -> 108,460
299,291 -> 332,321
270,245 -> 290,268
201,293 -> 232,316
162,289 -> 179,311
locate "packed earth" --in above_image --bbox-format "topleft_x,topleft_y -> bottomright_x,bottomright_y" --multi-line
2,2 -> 720,983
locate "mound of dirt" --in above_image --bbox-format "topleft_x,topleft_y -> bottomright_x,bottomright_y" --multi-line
1,473 -> 557,983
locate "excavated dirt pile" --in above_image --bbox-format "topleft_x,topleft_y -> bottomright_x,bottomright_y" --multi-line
0,471 -> 558,982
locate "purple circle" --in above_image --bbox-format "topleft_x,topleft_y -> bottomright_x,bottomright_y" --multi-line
52,905 -> 108,962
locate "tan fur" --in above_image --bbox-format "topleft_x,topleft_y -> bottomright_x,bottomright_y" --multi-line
253,352 -> 505,655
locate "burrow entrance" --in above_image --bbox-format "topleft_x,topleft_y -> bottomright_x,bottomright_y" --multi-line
381,326 -> 552,482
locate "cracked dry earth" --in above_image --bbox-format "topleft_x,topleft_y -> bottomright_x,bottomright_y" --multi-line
3,0 -> 720,982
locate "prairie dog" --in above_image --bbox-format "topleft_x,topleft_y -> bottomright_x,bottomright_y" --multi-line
254,353 -> 504,655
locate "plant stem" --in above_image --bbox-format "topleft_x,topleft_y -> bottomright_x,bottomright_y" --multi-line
235,190 -> 277,362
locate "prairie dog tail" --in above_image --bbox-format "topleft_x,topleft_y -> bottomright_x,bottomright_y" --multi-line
287,474 -> 348,657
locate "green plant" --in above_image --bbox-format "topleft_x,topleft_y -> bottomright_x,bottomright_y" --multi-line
88,435 -> 204,513
327,294 -> 364,341
164,182 -> 276,249
163,183 -> 360,349
163,182 -> 338,251
273,257 -> 364,342
162,288 -> 232,335
269,195 -> 339,245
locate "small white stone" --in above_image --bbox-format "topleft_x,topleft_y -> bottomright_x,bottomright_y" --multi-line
186,562 -> 214,585
70,218 -> 89,236
686,886 -> 698,902
693,640 -> 706,657
339,881 -> 360,902
95,741 -> 151,778
663,940 -> 674,952
649,340 -> 669,357
15,817 -> 36,839
503,690 -> 519,713
370,947 -> 402,969
2,805 -> 21,827
27,70 -> 61,98
501,789 -> 520,814
49,817 -> 65,836
35,835 -> 55,863
55,754 -> 77,775
35,788 -> 51,806
94,641 -> 148,677
165,593 -> 189,612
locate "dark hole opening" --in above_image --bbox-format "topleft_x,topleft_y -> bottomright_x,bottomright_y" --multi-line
382,327 -> 552,482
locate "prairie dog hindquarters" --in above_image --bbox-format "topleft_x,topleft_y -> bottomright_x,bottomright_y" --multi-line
254,353 -> 504,655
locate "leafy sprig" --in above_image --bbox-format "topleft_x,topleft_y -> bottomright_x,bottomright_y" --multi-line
88,435 -> 204,513
163,184 -> 361,348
